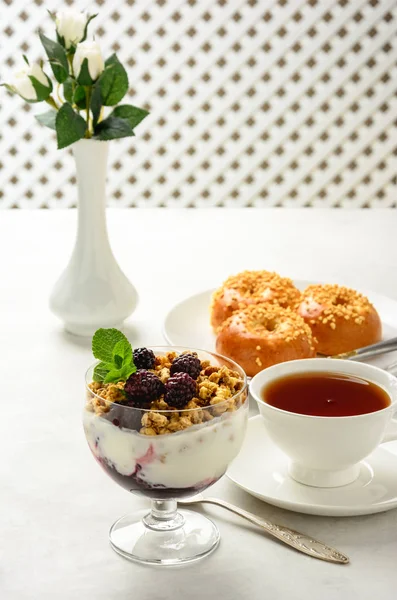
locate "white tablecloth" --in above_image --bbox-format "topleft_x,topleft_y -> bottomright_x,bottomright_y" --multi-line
1,209 -> 396,600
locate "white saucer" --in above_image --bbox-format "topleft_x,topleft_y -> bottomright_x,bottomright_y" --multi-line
163,281 -> 397,370
227,416 -> 397,517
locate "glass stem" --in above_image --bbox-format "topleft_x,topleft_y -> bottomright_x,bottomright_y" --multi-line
143,500 -> 185,532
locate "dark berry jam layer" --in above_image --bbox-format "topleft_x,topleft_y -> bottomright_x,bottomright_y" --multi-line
96,455 -> 221,500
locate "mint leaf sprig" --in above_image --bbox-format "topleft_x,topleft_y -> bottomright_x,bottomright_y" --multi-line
92,328 -> 136,384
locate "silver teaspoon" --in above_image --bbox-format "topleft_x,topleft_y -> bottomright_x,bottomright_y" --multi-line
179,496 -> 349,564
329,336 -> 397,361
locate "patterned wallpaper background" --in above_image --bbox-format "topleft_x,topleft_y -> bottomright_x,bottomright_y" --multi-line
0,0 -> 396,208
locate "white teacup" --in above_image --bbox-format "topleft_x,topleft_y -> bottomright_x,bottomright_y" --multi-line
250,359 -> 397,488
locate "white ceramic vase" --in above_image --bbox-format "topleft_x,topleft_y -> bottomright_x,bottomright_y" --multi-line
49,139 -> 138,336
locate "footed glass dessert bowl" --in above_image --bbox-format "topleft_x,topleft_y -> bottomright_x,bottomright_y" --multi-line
83,341 -> 248,566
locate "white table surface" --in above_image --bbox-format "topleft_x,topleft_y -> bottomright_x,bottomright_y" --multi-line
1,209 -> 397,600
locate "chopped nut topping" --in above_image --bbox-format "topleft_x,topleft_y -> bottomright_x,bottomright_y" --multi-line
300,284 -> 375,330
212,270 -> 301,308
220,303 -> 314,346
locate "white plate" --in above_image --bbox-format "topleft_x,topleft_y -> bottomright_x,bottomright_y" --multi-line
227,416 -> 397,517
163,281 -> 397,370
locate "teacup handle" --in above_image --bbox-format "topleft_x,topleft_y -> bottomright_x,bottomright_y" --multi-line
382,406 -> 397,443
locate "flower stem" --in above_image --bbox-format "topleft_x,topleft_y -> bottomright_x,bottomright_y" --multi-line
85,86 -> 92,138
67,54 -> 74,78
67,54 -> 78,109
56,83 -> 63,105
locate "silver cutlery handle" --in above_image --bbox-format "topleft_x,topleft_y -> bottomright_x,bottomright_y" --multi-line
199,497 -> 349,564
333,337 -> 397,361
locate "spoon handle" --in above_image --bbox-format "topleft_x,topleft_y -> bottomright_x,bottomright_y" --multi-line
332,337 -> 397,361
183,497 -> 349,564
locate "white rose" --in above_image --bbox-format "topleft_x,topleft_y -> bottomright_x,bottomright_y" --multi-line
73,41 -> 104,81
11,63 -> 51,101
56,9 -> 87,50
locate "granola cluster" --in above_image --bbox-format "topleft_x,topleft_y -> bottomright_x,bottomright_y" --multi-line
87,351 -> 246,436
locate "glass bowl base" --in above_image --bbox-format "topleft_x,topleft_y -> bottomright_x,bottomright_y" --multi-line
109,508 -> 220,566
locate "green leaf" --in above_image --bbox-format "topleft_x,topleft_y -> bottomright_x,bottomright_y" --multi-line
121,363 -> 136,379
28,75 -> 52,102
113,339 -> 133,365
81,14 -> 98,43
110,104 -> 149,130
76,58 -> 93,86
63,79 -> 73,103
92,328 -> 131,363
93,360 -> 120,382
114,355 -> 123,369
103,369 -> 123,384
92,328 -> 136,384
94,116 -> 134,141
56,32 -> 66,49
73,85 -> 86,109
90,82 -> 102,127
99,54 -> 128,106
55,102 -> 86,149
104,364 -> 136,384
23,54 -> 29,66
93,361 -> 110,382
39,32 -> 69,83
35,109 -> 57,130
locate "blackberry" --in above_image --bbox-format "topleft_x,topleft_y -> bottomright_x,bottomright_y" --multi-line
170,353 -> 202,380
133,347 -> 156,370
124,370 -> 165,407
165,372 -> 197,408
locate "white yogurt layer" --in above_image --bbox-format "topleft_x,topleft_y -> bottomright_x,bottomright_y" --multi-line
83,404 -> 248,489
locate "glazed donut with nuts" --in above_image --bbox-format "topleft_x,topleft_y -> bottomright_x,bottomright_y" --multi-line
216,303 -> 316,377
298,283 -> 382,356
210,270 -> 301,332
